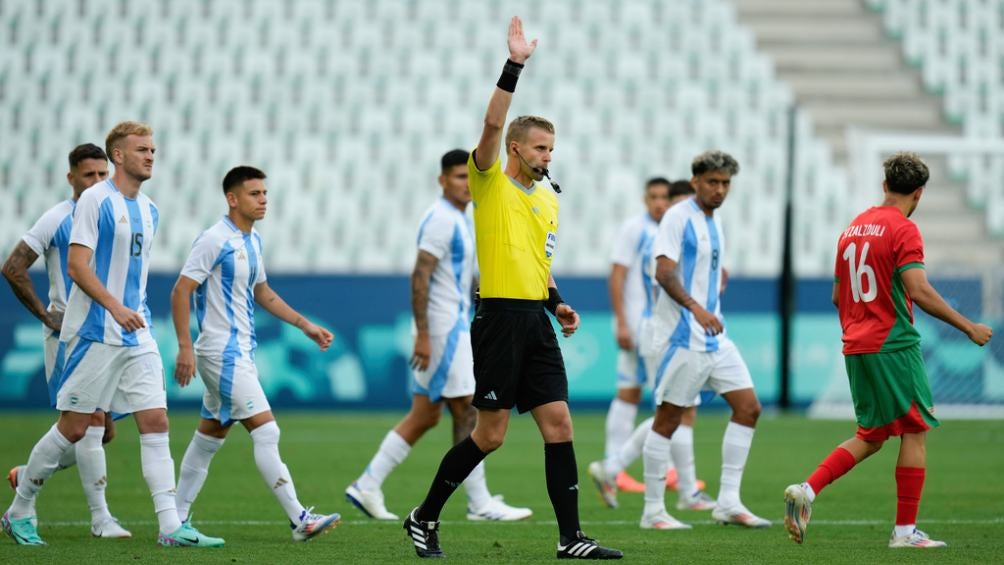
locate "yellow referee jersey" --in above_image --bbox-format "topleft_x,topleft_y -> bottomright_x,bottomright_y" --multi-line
469,152 -> 559,300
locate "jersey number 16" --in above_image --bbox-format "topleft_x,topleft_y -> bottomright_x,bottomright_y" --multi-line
842,242 -> 877,303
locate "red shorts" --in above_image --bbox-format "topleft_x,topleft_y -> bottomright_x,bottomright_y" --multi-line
855,401 -> 932,442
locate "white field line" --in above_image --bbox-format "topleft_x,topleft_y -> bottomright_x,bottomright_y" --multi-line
40,517 -> 1004,527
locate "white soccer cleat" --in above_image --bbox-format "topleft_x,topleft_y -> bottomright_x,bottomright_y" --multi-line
712,503 -> 772,528
91,516 -> 132,538
888,529 -> 947,549
466,495 -> 532,521
587,461 -> 619,509
640,509 -> 692,530
783,483 -> 812,544
345,482 -> 398,520
676,490 -> 717,511
291,507 -> 340,542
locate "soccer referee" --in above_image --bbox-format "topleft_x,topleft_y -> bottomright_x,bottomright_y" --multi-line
403,17 -> 623,560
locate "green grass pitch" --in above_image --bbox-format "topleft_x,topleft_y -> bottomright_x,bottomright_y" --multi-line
0,411 -> 1000,564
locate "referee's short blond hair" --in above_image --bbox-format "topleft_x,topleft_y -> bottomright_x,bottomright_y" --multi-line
505,115 -> 555,148
105,121 -> 153,164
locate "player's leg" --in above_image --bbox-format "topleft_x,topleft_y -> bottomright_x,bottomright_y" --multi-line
604,349 -> 642,470
640,403 -> 690,529
672,403 -> 713,510
705,347 -> 770,527
242,411 -> 340,542
589,415 -> 654,507
76,409 -> 130,538
175,417 -> 232,522
889,431 -> 943,547
3,337 -> 115,545
348,394 -> 443,520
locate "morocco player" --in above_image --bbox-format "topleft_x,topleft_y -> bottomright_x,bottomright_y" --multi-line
783,153 -> 992,548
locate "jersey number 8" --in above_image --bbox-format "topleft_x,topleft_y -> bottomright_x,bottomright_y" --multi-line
842,242 -> 877,303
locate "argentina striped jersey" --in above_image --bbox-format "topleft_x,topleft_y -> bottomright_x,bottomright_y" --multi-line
60,179 -> 159,346
416,197 -> 476,334
21,199 -> 75,337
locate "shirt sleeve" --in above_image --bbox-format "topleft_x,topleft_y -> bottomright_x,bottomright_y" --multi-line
468,148 -> 502,199
893,222 -> 925,271
21,207 -> 62,256
179,233 -> 219,285
417,212 -> 452,260
69,192 -> 102,250
651,212 -> 683,263
609,219 -> 639,267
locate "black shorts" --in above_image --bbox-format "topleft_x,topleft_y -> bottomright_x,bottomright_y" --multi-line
471,298 -> 568,413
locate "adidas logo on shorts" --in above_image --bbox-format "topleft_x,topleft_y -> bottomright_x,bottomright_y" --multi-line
483,390 -> 498,401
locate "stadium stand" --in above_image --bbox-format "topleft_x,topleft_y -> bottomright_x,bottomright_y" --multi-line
0,0 -> 1000,276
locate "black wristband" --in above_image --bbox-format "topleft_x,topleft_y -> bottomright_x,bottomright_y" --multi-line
496,59 -> 524,93
545,287 -> 564,315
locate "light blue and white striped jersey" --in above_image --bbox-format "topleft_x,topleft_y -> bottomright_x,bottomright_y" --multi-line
610,212 -> 659,338
649,197 -> 731,352
416,198 -> 476,335
21,199 -> 75,337
181,216 -> 267,359
61,179 -> 159,346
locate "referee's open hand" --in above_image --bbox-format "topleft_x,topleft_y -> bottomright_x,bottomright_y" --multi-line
555,303 -> 580,338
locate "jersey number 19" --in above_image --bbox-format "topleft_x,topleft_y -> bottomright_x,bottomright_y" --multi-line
842,242 -> 877,303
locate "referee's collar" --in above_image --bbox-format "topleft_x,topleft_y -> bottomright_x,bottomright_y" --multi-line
505,175 -> 537,195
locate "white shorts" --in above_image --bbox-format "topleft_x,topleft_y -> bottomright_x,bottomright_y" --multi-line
43,332 -> 67,407
616,348 -> 647,389
55,338 -> 166,415
412,329 -> 475,402
196,353 -> 271,426
642,349 -> 701,407
652,344 -> 753,407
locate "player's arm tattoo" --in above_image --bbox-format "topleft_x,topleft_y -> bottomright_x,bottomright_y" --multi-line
1,241 -> 50,325
655,256 -> 699,311
411,251 -> 438,333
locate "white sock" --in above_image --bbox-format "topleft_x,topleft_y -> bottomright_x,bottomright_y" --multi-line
10,425 -> 73,518
58,444 -> 77,470
250,421 -> 306,524
894,524 -> 916,538
139,432 -> 182,535
642,429 -> 672,516
604,416 -> 653,477
604,398 -> 638,461
670,424 -> 697,498
718,422 -> 755,509
76,426 -> 112,523
357,430 -> 411,492
463,461 -> 492,510
175,431 -> 225,521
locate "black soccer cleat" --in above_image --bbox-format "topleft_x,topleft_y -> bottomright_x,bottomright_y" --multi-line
557,531 -> 624,560
403,507 -> 444,558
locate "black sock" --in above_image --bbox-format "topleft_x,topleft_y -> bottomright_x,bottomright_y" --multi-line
544,441 -> 582,541
416,436 -> 487,522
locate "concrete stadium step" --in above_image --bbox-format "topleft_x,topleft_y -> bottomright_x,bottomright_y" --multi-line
803,100 -> 945,129
770,47 -> 904,72
786,73 -> 921,101
733,0 -> 866,17
741,18 -> 887,44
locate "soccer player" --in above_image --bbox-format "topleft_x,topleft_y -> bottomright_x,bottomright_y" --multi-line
783,153 -> 992,548
171,166 -> 340,542
1,121 -> 221,547
402,17 -> 622,560
640,151 -> 771,530
589,180 -> 713,516
2,143 -> 129,538
346,150 -> 531,523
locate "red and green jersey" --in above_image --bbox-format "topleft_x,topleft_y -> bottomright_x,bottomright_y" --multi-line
835,206 -> 925,355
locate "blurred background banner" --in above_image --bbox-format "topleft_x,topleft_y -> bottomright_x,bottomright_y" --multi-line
1,273 -> 999,414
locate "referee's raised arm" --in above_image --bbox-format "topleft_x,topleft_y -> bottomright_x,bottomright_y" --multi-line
474,16 -> 537,171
